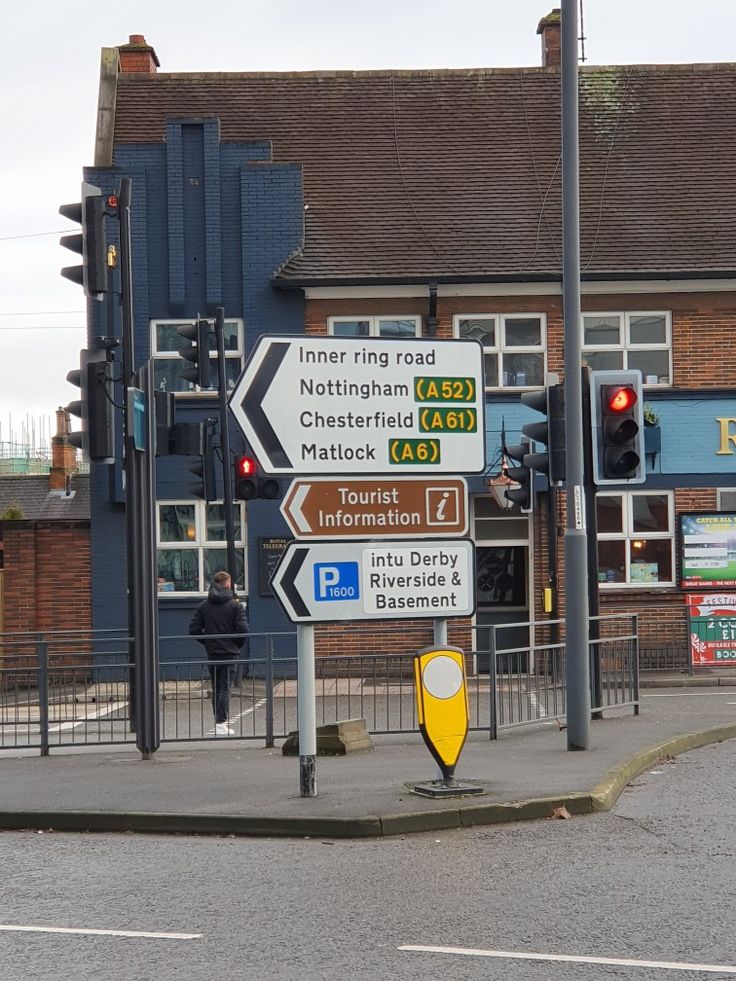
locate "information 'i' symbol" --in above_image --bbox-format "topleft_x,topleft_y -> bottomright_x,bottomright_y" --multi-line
435,491 -> 450,522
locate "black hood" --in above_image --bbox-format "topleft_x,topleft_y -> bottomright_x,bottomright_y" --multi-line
207,583 -> 234,605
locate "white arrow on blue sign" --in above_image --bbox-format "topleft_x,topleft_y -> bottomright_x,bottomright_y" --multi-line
270,540 -> 476,623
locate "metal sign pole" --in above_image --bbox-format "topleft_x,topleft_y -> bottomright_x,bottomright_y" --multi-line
118,178 -> 138,734
214,306 -> 238,591
561,0 -> 591,749
297,623 -> 317,797
135,360 -> 160,757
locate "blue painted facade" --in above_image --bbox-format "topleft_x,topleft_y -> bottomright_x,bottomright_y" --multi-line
484,391 -> 736,490
82,121 -> 303,659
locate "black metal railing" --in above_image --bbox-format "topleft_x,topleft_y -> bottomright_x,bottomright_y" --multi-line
0,615 -> 638,753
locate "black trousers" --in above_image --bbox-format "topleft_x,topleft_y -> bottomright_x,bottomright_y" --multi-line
207,659 -> 236,724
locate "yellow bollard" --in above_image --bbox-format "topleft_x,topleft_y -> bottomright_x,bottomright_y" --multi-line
413,646 -> 483,797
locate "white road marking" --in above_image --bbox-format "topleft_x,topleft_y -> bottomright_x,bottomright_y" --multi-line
47,702 -> 128,733
643,692 -> 736,697
229,698 -> 267,723
399,944 -> 736,974
0,924 -> 200,941
528,692 -> 546,719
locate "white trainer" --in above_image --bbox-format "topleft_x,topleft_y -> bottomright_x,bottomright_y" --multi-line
215,723 -> 234,736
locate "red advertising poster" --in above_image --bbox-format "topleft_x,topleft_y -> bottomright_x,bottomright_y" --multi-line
686,593 -> 736,666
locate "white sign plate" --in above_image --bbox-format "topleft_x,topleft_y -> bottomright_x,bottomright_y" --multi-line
229,335 -> 485,474
270,540 -> 476,623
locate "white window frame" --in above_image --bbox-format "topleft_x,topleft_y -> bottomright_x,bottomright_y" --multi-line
150,318 -> 245,396
156,499 -> 247,596
452,313 -> 546,391
582,311 -> 672,388
327,315 -> 421,337
597,490 -> 675,588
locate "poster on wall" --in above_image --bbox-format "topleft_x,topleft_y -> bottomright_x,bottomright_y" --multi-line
679,512 -> 736,590
258,536 -> 293,597
686,593 -> 736,666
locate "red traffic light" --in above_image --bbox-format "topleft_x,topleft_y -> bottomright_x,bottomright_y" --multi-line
236,455 -> 257,478
605,385 -> 638,413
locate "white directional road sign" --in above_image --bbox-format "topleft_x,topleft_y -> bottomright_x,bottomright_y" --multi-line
270,540 -> 475,623
229,335 -> 485,474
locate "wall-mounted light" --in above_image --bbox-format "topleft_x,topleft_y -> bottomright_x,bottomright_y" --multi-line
486,471 -> 516,511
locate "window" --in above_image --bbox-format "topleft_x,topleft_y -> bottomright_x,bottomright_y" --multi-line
327,316 -> 421,338
473,496 -> 529,607
156,500 -> 247,595
454,315 -> 545,390
582,312 -> 671,386
151,319 -> 244,395
597,491 -> 674,587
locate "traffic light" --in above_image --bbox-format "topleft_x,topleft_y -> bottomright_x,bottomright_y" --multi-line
177,320 -> 212,389
173,421 -> 217,500
234,456 -> 281,500
590,370 -> 645,485
517,381 -> 566,485
503,438 -> 533,512
66,349 -> 115,462
59,182 -> 108,298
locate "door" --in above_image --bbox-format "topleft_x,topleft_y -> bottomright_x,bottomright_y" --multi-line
472,495 -> 531,672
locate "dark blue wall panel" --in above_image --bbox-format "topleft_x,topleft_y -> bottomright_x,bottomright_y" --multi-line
85,127 -> 305,662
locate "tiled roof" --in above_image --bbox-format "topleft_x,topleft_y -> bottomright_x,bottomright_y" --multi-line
113,64 -> 736,282
0,475 -> 90,522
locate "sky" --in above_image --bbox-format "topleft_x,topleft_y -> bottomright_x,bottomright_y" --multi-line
2,0 -> 736,449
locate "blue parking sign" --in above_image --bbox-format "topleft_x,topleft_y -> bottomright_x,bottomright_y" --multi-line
313,562 -> 360,602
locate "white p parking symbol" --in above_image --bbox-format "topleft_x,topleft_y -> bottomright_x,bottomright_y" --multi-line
317,566 -> 340,598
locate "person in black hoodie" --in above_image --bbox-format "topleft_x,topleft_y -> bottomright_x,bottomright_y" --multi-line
188,571 -> 249,735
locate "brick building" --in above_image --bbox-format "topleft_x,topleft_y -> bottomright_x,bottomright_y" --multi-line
0,410 -> 90,637
73,16 -> 736,669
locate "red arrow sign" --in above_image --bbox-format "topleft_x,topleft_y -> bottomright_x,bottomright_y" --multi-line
280,476 -> 468,540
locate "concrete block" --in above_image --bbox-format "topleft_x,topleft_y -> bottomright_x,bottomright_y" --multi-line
281,718 -> 373,756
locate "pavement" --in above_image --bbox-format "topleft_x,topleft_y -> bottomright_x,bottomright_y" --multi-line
2,671 -> 736,839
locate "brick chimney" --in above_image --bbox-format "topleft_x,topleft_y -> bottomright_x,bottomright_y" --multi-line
49,408 -> 78,492
118,34 -> 160,74
537,9 -> 561,68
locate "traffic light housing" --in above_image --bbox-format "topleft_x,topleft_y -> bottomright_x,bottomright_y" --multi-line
65,349 -> 115,463
517,381 -> 566,485
590,370 -> 645,485
173,421 -> 217,500
503,438 -> 533,512
177,319 -> 212,389
59,182 -> 108,299
154,391 -> 175,457
234,456 -> 281,500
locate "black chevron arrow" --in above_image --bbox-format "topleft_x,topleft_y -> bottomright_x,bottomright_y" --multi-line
274,545 -> 310,619
240,340 -> 292,469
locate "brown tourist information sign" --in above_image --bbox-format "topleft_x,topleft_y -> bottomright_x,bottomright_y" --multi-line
280,476 -> 468,541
